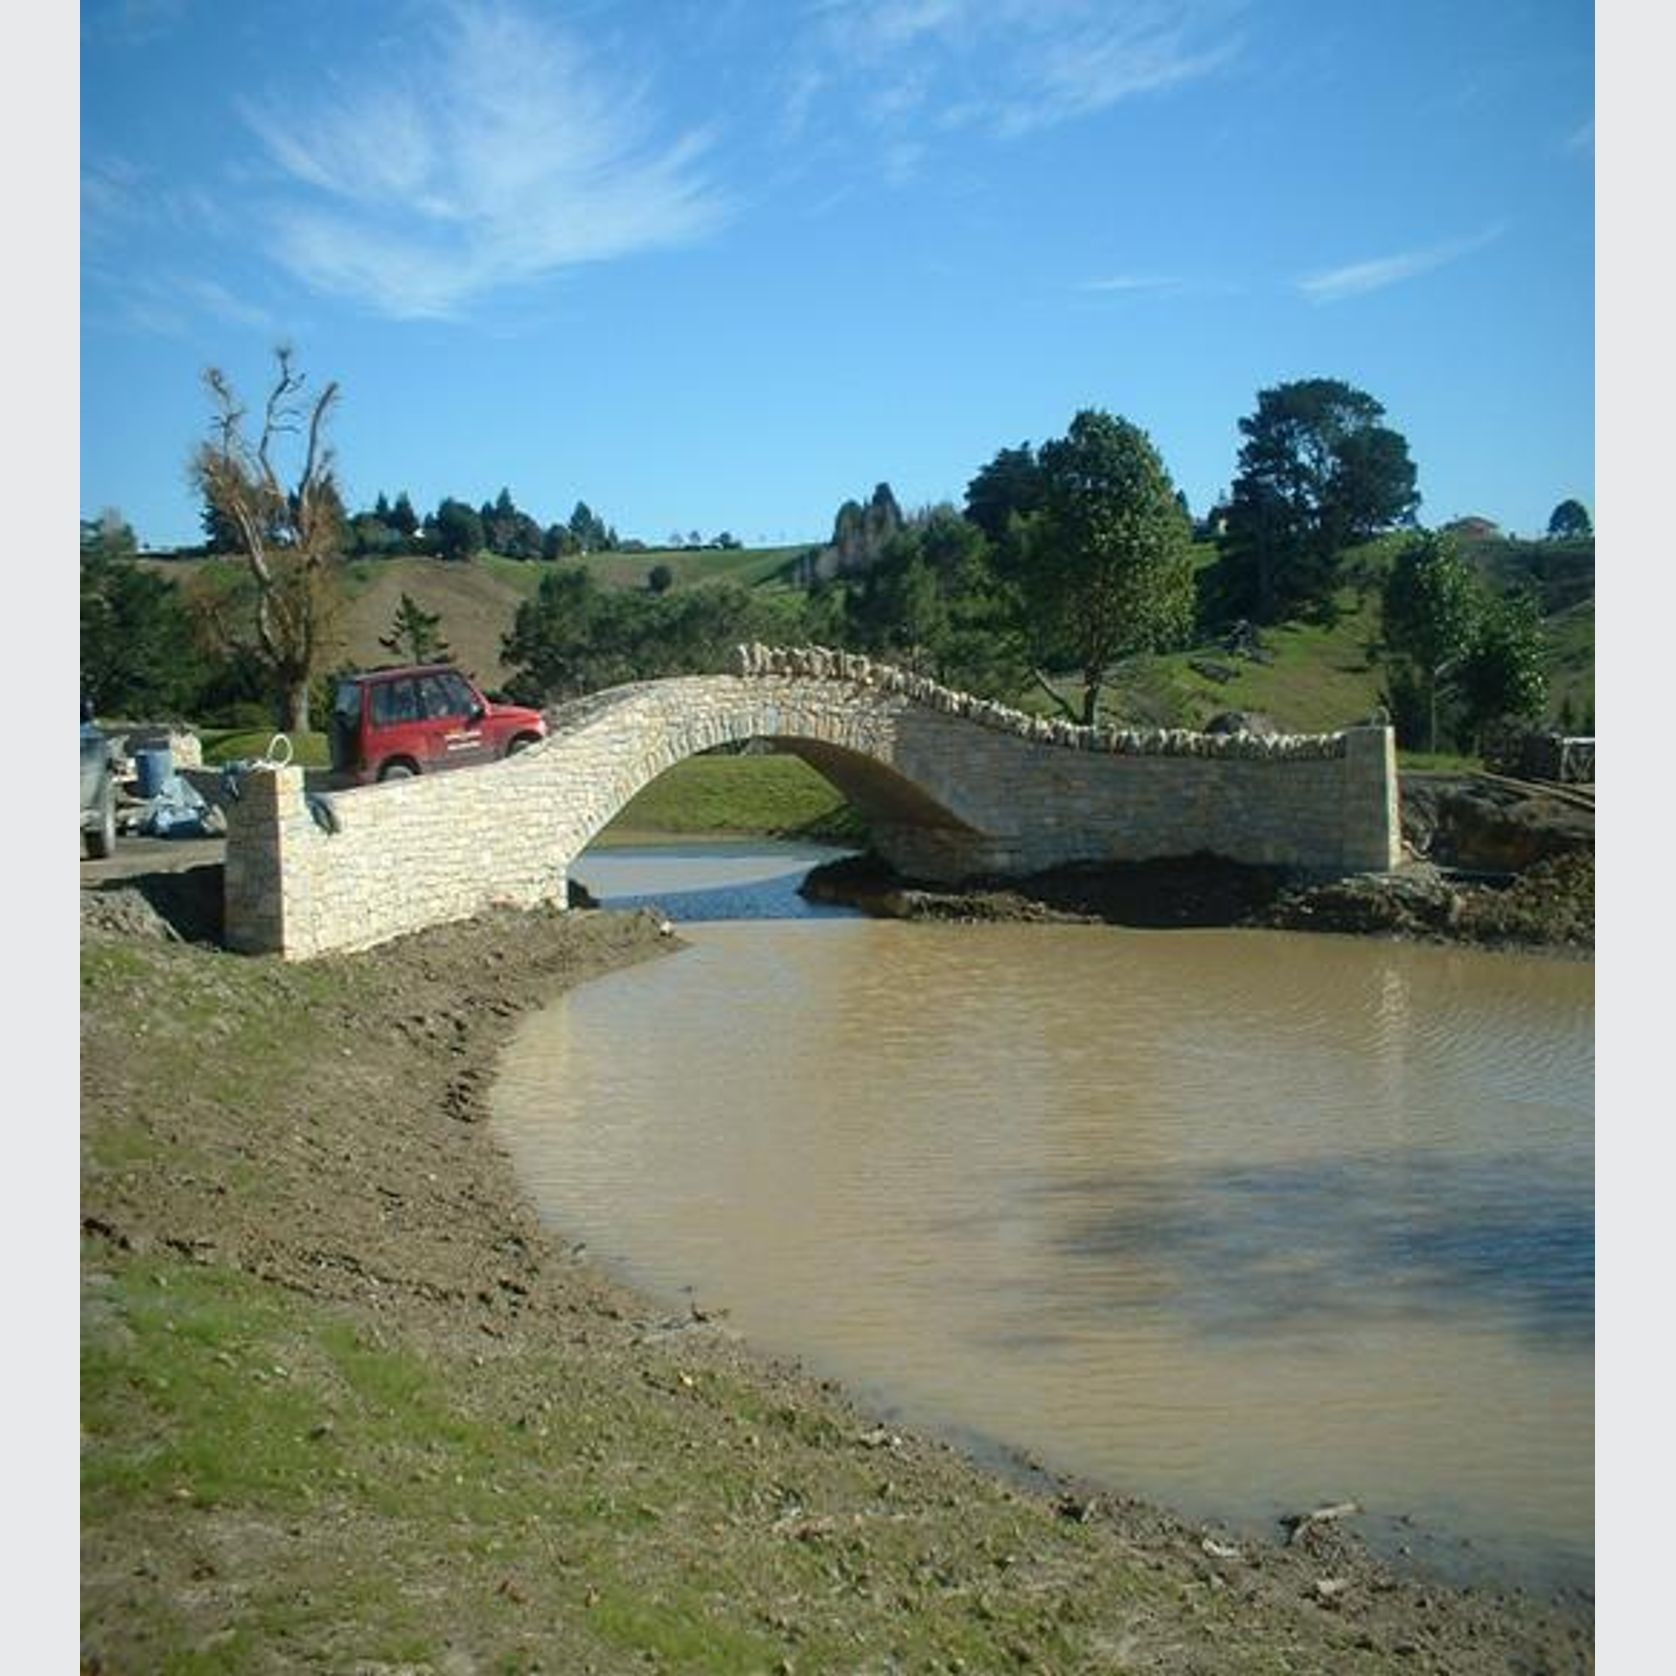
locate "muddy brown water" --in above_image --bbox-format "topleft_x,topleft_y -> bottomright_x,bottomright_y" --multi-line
492,844 -> 1593,1594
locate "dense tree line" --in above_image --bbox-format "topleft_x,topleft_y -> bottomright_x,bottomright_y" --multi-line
81,511 -> 271,723
500,568 -> 818,704
342,487 -> 622,564
203,468 -> 627,567
87,352 -> 1584,757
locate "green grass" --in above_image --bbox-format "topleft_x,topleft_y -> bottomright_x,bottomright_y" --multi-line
601,753 -> 865,843
1026,530 -> 1592,744
1396,750 -> 1482,773
81,1257 -> 335,1515
1543,598 -> 1595,729
444,544 -> 806,595
196,727 -> 330,768
1023,591 -> 1390,737
574,543 -> 807,591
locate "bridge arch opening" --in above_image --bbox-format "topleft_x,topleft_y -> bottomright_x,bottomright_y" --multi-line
578,731 -> 981,856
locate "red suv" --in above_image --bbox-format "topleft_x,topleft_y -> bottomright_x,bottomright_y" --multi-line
328,665 -> 547,785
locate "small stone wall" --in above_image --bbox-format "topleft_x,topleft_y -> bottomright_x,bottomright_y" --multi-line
223,656 -> 1400,959
736,645 -> 1346,759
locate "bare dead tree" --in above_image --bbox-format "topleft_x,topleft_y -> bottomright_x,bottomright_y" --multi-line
191,347 -> 345,734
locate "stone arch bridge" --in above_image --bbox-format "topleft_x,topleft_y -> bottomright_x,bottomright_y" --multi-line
225,646 -> 1398,959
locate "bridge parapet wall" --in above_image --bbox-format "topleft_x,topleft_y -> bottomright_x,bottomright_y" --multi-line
736,644 -> 1350,760
222,660 -> 1398,959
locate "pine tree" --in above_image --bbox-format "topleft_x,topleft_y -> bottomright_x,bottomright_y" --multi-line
379,592 -> 451,665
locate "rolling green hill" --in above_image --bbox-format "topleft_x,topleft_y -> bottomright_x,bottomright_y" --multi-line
1030,533 -> 1594,742
143,543 -> 812,689
141,530 -> 1591,741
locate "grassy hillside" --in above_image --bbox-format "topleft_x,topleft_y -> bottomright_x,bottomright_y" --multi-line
339,556 -> 534,686
1542,598 -> 1595,729
564,544 -> 806,592
145,544 -> 811,690
1021,532 -> 1593,747
143,530 -> 1591,742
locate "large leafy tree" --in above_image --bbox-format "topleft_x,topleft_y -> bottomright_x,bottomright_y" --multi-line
1224,378 -> 1420,624
81,516 -> 209,715
1545,498 -> 1592,541
502,565 -> 608,699
501,569 -> 815,703
1380,532 -> 1483,753
963,443 -> 1044,546
830,483 -> 905,574
1010,410 -> 1196,726
567,501 -> 610,553
844,507 -> 1024,696
480,487 -> 544,560
433,497 -> 484,562
1458,589 -> 1548,747
388,491 -> 420,539
191,347 -> 346,733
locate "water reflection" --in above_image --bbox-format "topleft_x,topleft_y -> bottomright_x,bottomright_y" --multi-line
572,840 -> 858,921
1027,1152 -> 1593,1349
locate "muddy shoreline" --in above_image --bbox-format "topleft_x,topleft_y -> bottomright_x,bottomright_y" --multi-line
801,768 -> 1593,958
80,882 -> 1592,1671
798,847 -> 1594,957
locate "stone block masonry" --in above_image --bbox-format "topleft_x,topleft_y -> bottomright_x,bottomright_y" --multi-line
223,650 -> 1400,959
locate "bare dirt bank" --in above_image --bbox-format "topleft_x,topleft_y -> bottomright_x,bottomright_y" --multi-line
80,883 -> 1592,1672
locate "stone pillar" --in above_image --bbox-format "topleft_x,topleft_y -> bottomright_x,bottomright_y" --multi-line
223,766 -> 307,955
1340,726 -> 1400,872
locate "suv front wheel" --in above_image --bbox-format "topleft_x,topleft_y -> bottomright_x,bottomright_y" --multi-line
378,760 -> 418,781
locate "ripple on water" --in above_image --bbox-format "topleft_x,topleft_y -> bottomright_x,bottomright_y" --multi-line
494,856 -> 1593,1592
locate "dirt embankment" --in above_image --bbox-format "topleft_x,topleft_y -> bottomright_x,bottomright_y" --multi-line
803,774 -> 1594,958
81,881 -> 1592,1672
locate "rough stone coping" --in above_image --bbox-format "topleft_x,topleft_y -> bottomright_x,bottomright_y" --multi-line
733,644 -> 1349,761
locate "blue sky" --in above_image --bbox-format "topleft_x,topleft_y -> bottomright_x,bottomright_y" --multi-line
80,0 -> 1594,549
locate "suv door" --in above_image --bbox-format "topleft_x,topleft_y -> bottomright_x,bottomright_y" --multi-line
367,675 -> 426,777
417,671 -> 492,771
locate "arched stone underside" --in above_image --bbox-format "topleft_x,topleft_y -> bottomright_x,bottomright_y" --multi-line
224,655 -> 1399,959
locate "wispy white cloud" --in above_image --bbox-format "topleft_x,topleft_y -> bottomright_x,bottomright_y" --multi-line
83,265 -> 277,339
1566,118 -> 1593,153
81,157 -> 148,244
243,1 -> 728,319
82,155 -> 231,254
797,0 -> 1244,146
1297,226 -> 1504,304
996,6 -> 1242,135
1078,274 -> 1180,294
177,277 -> 278,333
